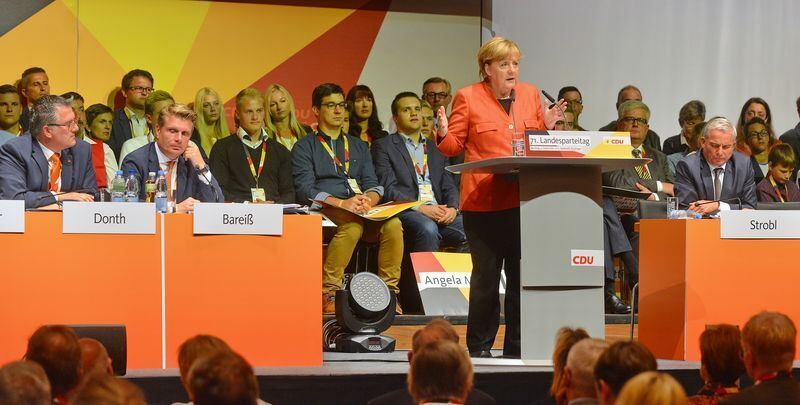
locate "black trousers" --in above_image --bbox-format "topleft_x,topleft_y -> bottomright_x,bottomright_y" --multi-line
462,208 -> 521,356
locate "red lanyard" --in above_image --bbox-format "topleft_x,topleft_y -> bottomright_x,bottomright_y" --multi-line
317,132 -> 350,174
769,175 -> 788,203
408,141 -> 428,177
755,371 -> 790,385
244,141 -> 267,185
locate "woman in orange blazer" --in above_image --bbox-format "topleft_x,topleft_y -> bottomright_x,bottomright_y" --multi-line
437,36 -> 565,358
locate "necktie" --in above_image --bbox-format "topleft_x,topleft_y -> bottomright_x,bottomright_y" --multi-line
632,149 -> 651,179
166,161 -> 176,202
713,168 -> 723,201
48,153 -> 61,192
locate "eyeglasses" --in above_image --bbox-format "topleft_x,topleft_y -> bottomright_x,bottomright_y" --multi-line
747,130 -> 769,139
321,102 -> 348,110
47,120 -> 78,129
621,117 -> 648,126
129,86 -> 154,94
567,99 -> 582,105
424,92 -> 450,100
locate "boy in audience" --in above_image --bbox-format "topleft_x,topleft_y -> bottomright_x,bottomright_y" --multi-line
18,67 -> 50,131
756,143 -> 800,202
594,340 -> 657,405
0,84 -> 23,140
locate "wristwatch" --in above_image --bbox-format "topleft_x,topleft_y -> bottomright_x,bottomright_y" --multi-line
198,165 -> 210,175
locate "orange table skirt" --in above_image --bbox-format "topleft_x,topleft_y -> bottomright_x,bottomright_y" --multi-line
0,212 -> 322,369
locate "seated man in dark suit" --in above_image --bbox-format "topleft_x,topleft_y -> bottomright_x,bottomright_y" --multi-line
0,95 -> 96,208
369,319 -> 495,405
121,103 -> 222,213
778,95 -> 800,181
721,311 -> 800,404
675,116 -> 757,215
372,92 -> 466,253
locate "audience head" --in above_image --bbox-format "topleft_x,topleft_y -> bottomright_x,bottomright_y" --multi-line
194,87 -> 230,143
409,319 -> 460,361
678,100 -> 705,138
686,120 -> 706,152
391,91 -> 422,136
700,116 -> 737,167
72,375 -> 146,405
29,95 -> 78,152
24,325 -> 82,400
419,99 -> 435,139
312,83 -> 346,133
796,95 -> 800,118
594,340 -> 657,405
478,36 -> 522,98
550,327 -> 590,400
422,77 -> 452,113
615,371 -> 688,405
144,90 -> 175,130
0,360 -> 51,405
155,103 -> 197,160
407,340 -> 473,404
698,325 -> 745,387
768,143 -> 796,185
177,334 -> 232,384
736,97 -> 774,149
85,103 -> 114,141
741,311 -> 796,378
235,88 -> 265,137
188,350 -> 258,405
558,86 -> 583,120
20,67 -> 50,105
342,114 -> 350,134
616,100 -> 650,148
615,85 -> 642,110
79,338 -> 114,381
347,84 -> 384,138
264,83 -> 305,140
744,117 -> 776,156
0,84 -> 22,131
61,91 -> 86,136
563,339 -> 608,402
121,69 -> 154,111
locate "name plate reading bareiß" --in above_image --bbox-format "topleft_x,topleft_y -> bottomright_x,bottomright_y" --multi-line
0,200 -> 25,233
62,202 -> 156,234
720,210 -> 800,239
193,203 -> 283,235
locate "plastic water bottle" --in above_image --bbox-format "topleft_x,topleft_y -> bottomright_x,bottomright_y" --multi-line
145,172 -> 156,203
110,170 -> 126,202
155,170 -> 168,213
124,169 -> 139,202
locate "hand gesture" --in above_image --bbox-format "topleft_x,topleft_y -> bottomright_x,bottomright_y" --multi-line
183,142 -> 205,170
543,98 -> 568,129
436,106 -> 448,140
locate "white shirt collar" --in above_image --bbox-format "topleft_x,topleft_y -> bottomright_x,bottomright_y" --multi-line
154,143 -> 176,166
237,127 -> 267,148
38,140 -> 57,160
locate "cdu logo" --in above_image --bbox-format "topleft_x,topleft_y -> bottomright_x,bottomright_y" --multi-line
570,249 -> 604,267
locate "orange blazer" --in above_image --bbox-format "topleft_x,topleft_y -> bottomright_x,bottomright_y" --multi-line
437,81 -> 545,212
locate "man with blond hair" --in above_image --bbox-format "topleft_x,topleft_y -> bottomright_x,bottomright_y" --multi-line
722,311 -> 800,404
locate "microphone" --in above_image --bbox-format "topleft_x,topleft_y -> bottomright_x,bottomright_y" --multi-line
692,197 -> 743,209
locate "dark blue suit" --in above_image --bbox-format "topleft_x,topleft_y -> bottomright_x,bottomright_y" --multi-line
675,150 -> 757,210
0,133 -> 97,208
372,133 -> 466,252
108,108 -> 132,161
120,143 -> 222,203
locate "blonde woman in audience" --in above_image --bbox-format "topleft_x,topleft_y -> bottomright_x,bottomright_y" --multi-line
688,324 -> 744,405
616,371 -> 688,405
193,87 -> 230,156
547,327 -> 590,405
264,83 -> 310,151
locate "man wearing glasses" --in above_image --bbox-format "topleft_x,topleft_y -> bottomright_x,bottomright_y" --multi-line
600,85 -> 662,152
421,77 -> 453,117
558,86 -> 586,131
293,83 -> 403,315
676,116 -> 757,214
108,69 -> 154,160
0,95 -> 96,208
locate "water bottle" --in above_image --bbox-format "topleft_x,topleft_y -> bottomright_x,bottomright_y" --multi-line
155,170 -> 168,213
110,170 -> 126,202
125,169 -> 140,202
145,172 -> 156,203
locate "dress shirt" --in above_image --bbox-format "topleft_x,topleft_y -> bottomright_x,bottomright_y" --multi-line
238,126 -> 268,149
38,141 -> 60,192
400,131 -> 438,206
125,107 -> 150,139
709,162 -> 730,211
154,143 -> 212,192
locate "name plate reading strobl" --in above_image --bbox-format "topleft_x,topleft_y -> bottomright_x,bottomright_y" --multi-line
193,203 -> 283,235
62,202 -> 156,234
720,210 -> 800,239
0,200 -> 25,233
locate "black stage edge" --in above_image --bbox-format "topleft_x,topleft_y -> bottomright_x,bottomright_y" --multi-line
323,313 -> 637,326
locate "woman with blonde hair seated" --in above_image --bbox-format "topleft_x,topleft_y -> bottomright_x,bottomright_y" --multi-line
616,371 -> 688,405
193,87 -> 230,156
264,83 -> 311,151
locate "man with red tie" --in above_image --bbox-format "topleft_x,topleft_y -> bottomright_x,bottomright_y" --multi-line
0,95 -> 96,208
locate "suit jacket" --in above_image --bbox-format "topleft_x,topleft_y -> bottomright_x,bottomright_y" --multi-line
0,133 -> 97,208
437,81 -> 545,212
749,155 -> 766,185
720,373 -> 800,405
108,108 -> 133,161
120,143 -> 222,203
603,144 -> 674,200
368,387 -> 495,405
779,123 -> 800,181
662,133 -> 688,156
674,150 -> 757,210
371,133 -> 459,208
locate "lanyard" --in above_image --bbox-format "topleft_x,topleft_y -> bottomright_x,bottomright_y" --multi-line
243,141 -> 267,185
317,132 -> 350,175
755,371 -> 791,385
408,140 -> 428,177
769,175 -> 787,203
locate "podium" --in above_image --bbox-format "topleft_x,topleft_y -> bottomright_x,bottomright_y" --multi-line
449,155 -> 645,360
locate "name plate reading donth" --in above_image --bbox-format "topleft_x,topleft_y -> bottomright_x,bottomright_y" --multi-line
193,203 -> 283,235
0,200 -> 25,233
720,210 -> 800,239
63,202 -> 156,234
